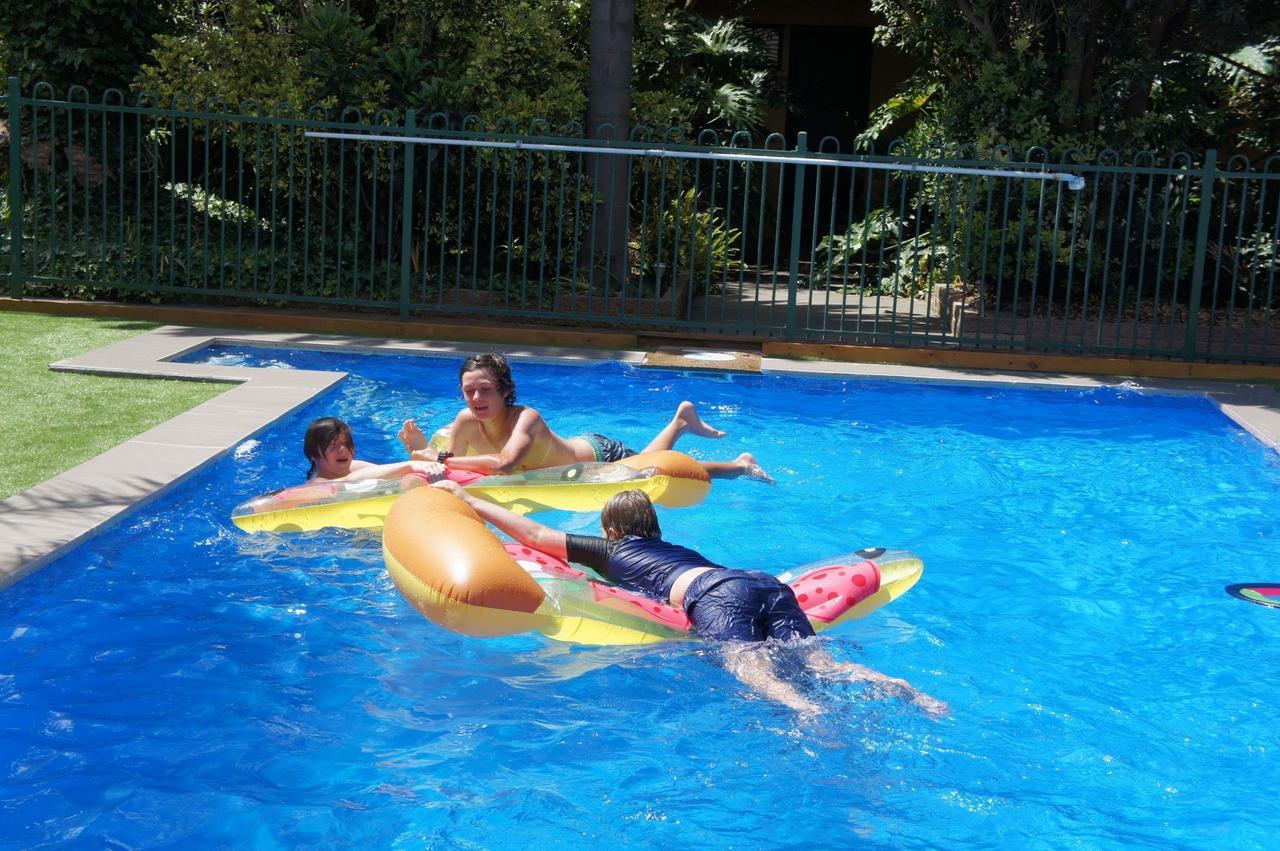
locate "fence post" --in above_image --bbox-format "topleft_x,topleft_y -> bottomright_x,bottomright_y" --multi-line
1183,148 -> 1217,360
784,131 -> 808,340
398,108 -> 417,322
7,76 -> 24,298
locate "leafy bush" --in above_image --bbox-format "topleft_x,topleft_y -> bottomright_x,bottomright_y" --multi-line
865,0 -> 1280,156
135,0 -> 309,112
632,12 -> 783,134
630,187 -> 740,295
0,0 -> 170,94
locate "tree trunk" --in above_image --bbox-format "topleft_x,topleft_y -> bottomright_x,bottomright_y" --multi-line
1124,2 -> 1179,119
584,0 -> 634,290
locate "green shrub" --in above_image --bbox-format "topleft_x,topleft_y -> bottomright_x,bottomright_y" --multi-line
1,0 -> 170,94
630,187 -> 740,295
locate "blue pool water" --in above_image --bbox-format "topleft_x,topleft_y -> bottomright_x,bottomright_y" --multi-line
3,348 -> 1279,848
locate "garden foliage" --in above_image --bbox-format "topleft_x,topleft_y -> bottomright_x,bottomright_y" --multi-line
3,1 -> 1276,317
809,0 -> 1280,312
1,1 -> 782,307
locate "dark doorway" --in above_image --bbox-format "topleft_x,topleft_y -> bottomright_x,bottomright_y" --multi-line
784,25 -> 875,248
786,25 -> 874,147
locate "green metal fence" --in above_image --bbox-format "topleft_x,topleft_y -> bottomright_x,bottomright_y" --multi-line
4,78 -> 1279,363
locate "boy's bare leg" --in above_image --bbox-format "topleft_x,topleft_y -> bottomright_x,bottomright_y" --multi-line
640,401 -> 726,453
801,645 -> 949,718
698,453 -> 774,484
722,643 -> 820,715
398,420 -> 429,454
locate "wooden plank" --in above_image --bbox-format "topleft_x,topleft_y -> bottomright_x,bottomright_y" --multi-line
0,297 -> 638,351
763,341 -> 1280,382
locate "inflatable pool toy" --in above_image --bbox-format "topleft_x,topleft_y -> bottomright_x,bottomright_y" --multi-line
231,449 -> 711,533
458,450 -> 709,514
383,487 -> 923,645
1225,583 -> 1280,609
384,487 -> 922,645
232,473 -> 455,533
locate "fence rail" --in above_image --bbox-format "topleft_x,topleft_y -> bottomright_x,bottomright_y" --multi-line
4,78 -> 1279,363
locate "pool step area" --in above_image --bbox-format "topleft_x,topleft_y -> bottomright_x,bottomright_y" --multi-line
641,347 -> 762,373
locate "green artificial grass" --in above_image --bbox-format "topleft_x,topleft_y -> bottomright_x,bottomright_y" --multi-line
0,312 -> 227,500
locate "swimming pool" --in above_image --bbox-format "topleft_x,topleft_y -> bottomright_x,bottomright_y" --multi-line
3,347 -> 1277,847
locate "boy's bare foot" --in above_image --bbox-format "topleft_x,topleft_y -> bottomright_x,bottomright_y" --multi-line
737,453 -> 774,484
700,453 -> 775,483
674,401 -> 726,440
398,420 -> 429,453
786,694 -> 823,716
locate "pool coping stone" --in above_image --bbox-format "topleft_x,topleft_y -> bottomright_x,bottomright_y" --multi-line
4,324 -> 1280,589
642,348 -> 762,372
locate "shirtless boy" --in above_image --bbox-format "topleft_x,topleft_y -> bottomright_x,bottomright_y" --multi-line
398,353 -> 772,481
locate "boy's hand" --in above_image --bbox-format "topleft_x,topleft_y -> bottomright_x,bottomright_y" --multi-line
409,461 -> 446,481
431,479 -> 466,498
399,419 -> 429,453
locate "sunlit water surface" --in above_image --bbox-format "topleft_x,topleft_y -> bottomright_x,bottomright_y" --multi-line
2,347 -> 1278,848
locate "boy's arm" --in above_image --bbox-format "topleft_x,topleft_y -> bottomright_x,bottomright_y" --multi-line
337,459 -> 445,483
432,480 -> 568,558
408,412 -> 467,462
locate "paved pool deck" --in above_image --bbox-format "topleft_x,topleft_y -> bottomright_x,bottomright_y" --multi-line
4,324 -> 1280,590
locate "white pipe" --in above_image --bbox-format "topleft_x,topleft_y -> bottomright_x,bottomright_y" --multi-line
304,130 -> 1087,190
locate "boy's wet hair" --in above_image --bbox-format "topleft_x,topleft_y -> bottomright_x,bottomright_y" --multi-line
304,417 -> 354,478
460,353 -> 517,406
601,490 -> 662,539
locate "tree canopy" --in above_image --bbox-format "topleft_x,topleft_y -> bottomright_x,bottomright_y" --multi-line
1,0 -> 781,138
866,0 -> 1280,156
3,0 -> 1275,155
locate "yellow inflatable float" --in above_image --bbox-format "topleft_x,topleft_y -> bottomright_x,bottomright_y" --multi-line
231,449 -> 711,533
383,487 -> 924,646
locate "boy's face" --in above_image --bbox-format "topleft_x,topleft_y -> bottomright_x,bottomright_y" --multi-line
460,368 -> 504,420
314,436 -> 354,479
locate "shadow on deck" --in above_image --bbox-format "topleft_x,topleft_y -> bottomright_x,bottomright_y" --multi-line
688,280 -> 947,345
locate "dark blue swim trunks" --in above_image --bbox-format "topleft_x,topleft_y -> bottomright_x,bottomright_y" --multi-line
578,433 -> 638,464
683,569 -> 816,643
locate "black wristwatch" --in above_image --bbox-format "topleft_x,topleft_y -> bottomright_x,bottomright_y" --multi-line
436,450 -> 454,463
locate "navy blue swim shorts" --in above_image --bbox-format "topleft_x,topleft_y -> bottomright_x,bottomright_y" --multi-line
578,433 -> 638,464
683,569 -> 816,643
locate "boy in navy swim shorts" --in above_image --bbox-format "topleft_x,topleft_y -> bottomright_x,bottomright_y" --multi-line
432,482 -> 947,717
395,353 -> 774,481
